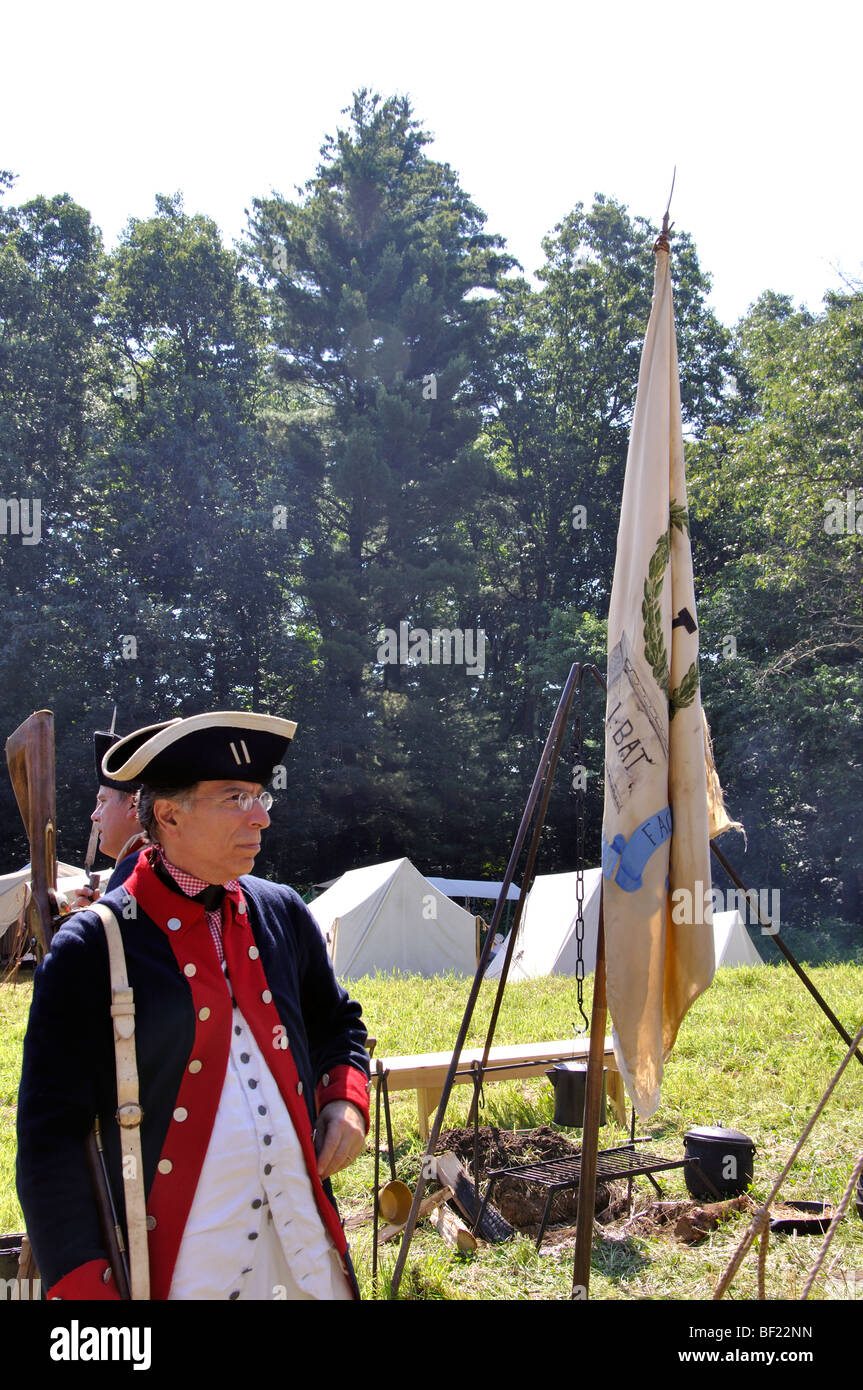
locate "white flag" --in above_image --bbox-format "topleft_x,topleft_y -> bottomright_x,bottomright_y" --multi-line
601,238 -> 716,1118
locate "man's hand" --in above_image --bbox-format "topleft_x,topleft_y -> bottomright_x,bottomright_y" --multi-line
69,884 -> 100,911
314,1099 -> 366,1180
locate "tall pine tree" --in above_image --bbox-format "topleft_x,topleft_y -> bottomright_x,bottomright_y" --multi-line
250,91 -> 513,874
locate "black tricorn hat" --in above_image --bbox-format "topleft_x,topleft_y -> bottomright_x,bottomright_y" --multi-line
101,711 -> 297,789
95,730 -> 143,793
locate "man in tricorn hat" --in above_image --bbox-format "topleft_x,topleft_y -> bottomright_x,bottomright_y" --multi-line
17,711 -> 370,1300
68,728 -> 148,911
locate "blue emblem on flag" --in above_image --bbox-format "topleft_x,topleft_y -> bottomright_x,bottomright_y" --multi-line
602,806 -> 673,892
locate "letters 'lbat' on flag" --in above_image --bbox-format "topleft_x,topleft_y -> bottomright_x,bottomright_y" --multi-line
601,232 -> 736,1119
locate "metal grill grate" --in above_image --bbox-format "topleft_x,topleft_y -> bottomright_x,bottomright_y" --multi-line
478,1143 -> 693,1250
485,1145 -> 688,1189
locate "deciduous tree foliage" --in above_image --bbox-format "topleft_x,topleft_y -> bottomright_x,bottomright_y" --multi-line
0,118 -> 859,937
0,181 -> 108,859
691,288 -> 863,930
473,198 -> 733,865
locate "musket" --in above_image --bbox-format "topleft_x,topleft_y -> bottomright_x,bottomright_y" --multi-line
5,710 -> 57,959
6,710 -> 132,1299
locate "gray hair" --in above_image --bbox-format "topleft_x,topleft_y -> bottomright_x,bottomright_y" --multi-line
137,783 -> 196,844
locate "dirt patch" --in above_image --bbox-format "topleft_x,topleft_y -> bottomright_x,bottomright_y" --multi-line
428,1128 -> 754,1243
440,1123 -> 580,1171
624,1195 -> 753,1244
437,1125 -> 618,1231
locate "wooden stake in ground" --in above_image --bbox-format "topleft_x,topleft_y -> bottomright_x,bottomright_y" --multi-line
572,897 -> 608,1298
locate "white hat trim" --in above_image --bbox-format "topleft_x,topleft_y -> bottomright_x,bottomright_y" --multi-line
103,711 -> 297,782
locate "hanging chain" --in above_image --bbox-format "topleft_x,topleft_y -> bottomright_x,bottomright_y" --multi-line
572,690 -> 588,1033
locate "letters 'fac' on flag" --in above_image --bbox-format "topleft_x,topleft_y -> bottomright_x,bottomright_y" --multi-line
601,235 -> 735,1119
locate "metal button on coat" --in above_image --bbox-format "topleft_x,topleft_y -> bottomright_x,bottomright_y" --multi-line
146,1215 -> 157,1230
262,989 -> 272,1004
322,1073 -> 330,1087
158,1159 -> 173,1175
188,1060 -> 203,1073
297,1081 -> 303,1096
173,1107 -> 188,1122
248,946 -> 259,960
198,1007 -> 210,1021
184,963 -> 196,977
238,902 -> 246,914
167,918 -> 182,931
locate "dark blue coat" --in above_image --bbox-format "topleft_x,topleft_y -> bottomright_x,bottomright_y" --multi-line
17,853 -> 369,1299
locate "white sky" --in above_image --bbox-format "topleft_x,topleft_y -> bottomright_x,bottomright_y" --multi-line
2,0 -> 861,325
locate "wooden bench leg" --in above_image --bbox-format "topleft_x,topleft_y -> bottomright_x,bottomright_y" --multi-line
605,1069 -> 627,1127
416,1087 -> 443,1142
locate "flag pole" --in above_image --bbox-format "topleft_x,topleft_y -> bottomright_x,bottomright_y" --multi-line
572,891 -> 608,1297
658,166 -> 676,249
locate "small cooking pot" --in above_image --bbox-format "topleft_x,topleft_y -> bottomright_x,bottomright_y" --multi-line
546,1061 -> 606,1128
0,1234 -> 24,1282
378,1180 -> 413,1225
684,1124 -> 755,1199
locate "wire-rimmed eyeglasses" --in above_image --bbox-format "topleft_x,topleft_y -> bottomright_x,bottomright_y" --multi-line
235,790 -> 273,813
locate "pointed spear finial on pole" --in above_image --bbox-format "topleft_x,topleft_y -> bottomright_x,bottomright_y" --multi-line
109,704 -> 118,736
654,166 -> 676,253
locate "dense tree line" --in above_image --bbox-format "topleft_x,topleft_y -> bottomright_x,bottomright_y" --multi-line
0,94 -> 859,944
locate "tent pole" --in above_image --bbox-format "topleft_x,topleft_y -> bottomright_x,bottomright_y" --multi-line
471,662 -> 607,1107
710,841 -> 863,1067
466,672 -> 579,1123
572,893 -> 607,1298
389,662 -> 584,1299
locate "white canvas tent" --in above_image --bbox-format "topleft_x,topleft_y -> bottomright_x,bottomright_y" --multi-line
425,877 -> 521,902
308,857 -> 478,979
712,910 -> 764,967
485,870 -> 763,980
0,862 -> 112,943
485,869 -> 603,980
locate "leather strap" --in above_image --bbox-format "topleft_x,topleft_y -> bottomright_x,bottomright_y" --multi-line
91,900 -> 150,1300
116,832 -> 148,863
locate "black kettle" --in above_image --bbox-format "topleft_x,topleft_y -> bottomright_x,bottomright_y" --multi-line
683,1125 -> 755,1199
546,1061 -> 607,1127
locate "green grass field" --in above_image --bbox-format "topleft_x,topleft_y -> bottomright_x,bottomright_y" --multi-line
3,960 -> 862,1300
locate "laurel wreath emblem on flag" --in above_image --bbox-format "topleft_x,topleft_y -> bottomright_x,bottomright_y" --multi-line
642,499 -> 699,718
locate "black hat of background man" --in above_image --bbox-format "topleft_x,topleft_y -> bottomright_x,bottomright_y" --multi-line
95,730 -> 143,794
101,712 -> 297,790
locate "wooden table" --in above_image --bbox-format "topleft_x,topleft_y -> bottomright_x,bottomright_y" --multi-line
374,1036 -> 626,1139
